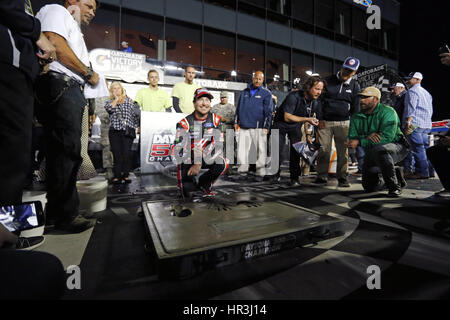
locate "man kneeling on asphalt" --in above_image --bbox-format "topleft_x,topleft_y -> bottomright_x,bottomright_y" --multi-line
348,87 -> 409,197
175,88 -> 229,198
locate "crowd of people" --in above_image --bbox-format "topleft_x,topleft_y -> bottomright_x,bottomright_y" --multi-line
1,0 -> 450,299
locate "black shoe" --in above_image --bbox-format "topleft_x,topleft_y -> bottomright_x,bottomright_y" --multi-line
123,177 -> 132,184
112,178 -> 121,185
311,177 -> 327,186
55,215 -> 96,233
15,236 -> 45,250
387,188 -> 402,198
253,176 -> 264,182
338,178 -> 351,188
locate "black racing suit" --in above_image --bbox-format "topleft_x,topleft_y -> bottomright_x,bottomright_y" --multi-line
175,112 -> 229,194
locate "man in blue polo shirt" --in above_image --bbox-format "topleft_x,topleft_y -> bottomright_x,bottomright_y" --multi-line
234,71 -> 274,181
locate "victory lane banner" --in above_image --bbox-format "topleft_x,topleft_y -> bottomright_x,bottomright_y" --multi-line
356,64 -> 406,105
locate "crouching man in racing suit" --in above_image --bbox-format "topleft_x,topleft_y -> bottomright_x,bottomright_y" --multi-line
174,88 -> 229,197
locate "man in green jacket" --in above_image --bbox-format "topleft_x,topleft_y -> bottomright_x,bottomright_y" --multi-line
348,87 -> 409,197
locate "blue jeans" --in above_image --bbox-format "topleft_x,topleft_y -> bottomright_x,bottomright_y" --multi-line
408,128 -> 435,177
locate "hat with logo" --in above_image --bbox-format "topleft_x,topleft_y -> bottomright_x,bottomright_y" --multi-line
390,82 -> 405,89
343,57 -> 360,71
404,72 -> 423,80
358,86 -> 381,99
194,88 -> 214,101
220,91 -> 229,98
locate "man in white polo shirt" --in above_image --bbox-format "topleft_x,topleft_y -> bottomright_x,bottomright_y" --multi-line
35,0 -> 99,233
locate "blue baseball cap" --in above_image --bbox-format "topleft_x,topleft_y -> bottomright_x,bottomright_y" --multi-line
343,57 -> 360,71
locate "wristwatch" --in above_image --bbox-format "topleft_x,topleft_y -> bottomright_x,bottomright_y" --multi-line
83,66 -> 94,82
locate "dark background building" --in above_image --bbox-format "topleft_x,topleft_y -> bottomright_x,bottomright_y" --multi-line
30,0 -> 401,86
398,0 -> 450,121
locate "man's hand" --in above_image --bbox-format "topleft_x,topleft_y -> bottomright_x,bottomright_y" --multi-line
187,164 -> 202,176
440,53 -> 450,66
36,33 -> 56,64
405,123 -> 414,136
307,118 -> 319,126
318,120 -> 326,130
367,133 -> 382,144
234,124 -> 240,132
262,129 -> 269,135
88,71 -> 100,86
348,139 -> 359,149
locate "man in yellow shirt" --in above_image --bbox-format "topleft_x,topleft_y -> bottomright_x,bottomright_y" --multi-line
135,69 -> 172,112
171,66 -> 201,114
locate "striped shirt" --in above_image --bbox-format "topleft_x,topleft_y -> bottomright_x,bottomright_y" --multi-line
104,97 -> 140,131
403,84 -> 433,129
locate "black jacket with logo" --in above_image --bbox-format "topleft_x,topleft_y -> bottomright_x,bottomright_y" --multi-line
0,0 -> 41,80
273,90 -> 321,128
318,74 -> 361,121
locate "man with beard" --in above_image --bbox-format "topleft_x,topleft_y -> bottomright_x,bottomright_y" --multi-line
348,87 -> 409,197
35,0 -> 100,232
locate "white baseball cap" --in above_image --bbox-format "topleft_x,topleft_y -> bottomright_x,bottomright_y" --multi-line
390,82 -> 405,89
405,72 -> 423,80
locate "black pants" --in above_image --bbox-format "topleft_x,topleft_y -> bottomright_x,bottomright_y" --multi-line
0,250 -> 66,299
35,73 -> 85,224
0,64 -> 34,205
273,123 -> 303,180
362,143 -> 409,192
178,157 -> 227,191
427,145 -> 450,190
109,130 -> 134,179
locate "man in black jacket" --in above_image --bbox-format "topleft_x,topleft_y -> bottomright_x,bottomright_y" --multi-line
314,57 -> 361,187
391,82 -> 407,125
0,0 -> 55,205
272,76 -> 322,186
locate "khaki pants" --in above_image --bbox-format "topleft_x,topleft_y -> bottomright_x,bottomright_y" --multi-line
237,128 -> 267,176
317,120 -> 349,180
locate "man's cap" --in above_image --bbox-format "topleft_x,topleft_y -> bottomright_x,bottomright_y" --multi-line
121,41 -> 128,46
390,82 -> 405,89
358,86 -> 381,99
404,72 -> 423,80
194,88 -> 214,101
342,57 -> 360,71
220,91 -> 228,98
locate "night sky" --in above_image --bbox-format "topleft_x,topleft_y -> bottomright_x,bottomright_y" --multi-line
398,0 -> 450,121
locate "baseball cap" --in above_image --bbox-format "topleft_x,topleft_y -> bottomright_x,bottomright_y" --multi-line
404,72 -> 423,80
343,57 -> 360,71
390,82 -> 405,89
194,88 -> 214,101
121,41 -> 128,46
358,86 -> 381,99
220,91 -> 228,98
